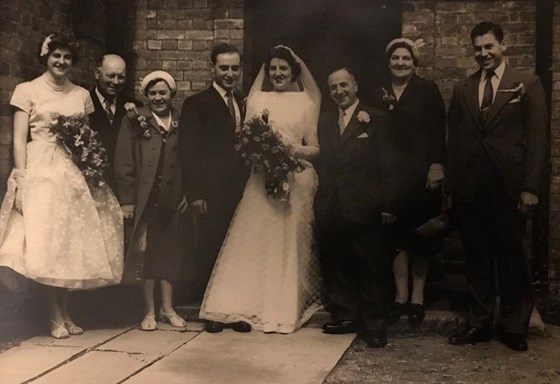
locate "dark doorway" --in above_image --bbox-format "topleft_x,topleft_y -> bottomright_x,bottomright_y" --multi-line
244,0 -> 402,108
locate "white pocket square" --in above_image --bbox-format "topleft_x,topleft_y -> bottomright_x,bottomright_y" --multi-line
508,97 -> 522,104
357,133 -> 369,139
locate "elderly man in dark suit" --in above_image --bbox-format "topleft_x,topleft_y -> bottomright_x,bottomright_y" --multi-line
315,67 -> 397,348
179,43 -> 250,333
90,54 -> 141,188
447,21 -> 547,351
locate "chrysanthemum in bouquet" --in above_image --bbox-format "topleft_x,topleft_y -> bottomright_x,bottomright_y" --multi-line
234,110 -> 303,208
49,114 -> 108,190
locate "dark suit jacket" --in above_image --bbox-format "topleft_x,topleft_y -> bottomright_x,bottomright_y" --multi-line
178,86 -> 248,209
447,65 -> 547,202
315,102 -> 397,227
90,88 -> 142,186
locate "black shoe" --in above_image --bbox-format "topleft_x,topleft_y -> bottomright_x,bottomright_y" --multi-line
229,321 -> 252,333
322,320 -> 358,334
361,330 -> 388,348
408,304 -> 425,330
205,321 -> 224,333
499,332 -> 528,351
387,302 -> 408,325
448,327 -> 493,345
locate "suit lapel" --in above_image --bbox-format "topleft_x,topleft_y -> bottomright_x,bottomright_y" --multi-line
463,71 -> 482,127
484,65 -> 519,127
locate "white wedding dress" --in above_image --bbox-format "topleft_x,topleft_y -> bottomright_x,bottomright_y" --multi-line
199,60 -> 322,333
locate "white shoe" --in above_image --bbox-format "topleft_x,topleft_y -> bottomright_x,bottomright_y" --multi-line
159,309 -> 187,328
64,321 -> 83,335
50,320 -> 70,339
140,314 -> 157,331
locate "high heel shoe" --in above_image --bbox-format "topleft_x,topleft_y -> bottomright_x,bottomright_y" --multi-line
408,303 -> 425,329
159,308 -> 187,328
64,321 -> 83,335
140,314 -> 157,331
50,320 -> 70,339
387,302 -> 409,325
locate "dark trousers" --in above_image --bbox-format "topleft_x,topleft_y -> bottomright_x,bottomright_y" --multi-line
317,214 -> 388,332
454,158 -> 533,334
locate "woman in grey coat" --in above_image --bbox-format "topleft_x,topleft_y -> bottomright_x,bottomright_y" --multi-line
115,71 -> 188,331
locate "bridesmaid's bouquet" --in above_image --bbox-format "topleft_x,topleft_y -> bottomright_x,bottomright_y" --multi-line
49,114 -> 109,190
234,110 -> 303,208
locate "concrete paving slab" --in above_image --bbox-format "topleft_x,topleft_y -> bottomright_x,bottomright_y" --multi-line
22,327 -> 131,348
123,328 -> 354,384
0,344 -> 84,384
31,350 -> 151,384
98,328 -> 198,355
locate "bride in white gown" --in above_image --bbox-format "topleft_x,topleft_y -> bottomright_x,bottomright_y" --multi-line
199,46 -> 322,333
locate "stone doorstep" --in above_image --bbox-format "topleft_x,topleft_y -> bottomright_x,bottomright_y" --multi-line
176,304 -> 549,337
175,304 -> 468,335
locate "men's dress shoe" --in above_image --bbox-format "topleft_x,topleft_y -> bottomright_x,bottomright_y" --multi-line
408,304 -> 425,330
205,321 -> 224,333
322,320 -> 358,334
500,332 -> 528,351
448,327 -> 493,345
387,302 -> 409,325
361,330 -> 388,348
229,321 -> 252,333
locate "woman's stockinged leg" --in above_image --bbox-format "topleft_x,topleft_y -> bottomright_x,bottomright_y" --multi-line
143,279 -> 156,316
410,254 -> 429,306
393,250 -> 409,303
160,279 -> 174,313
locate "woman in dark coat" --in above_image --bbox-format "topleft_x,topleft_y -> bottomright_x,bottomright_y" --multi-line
114,71 -> 188,331
371,38 -> 446,329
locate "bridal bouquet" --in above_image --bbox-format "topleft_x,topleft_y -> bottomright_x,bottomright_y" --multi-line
49,114 -> 108,190
234,110 -> 303,208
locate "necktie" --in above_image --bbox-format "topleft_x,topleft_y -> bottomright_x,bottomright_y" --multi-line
226,91 -> 236,120
104,99 -> 115,122
480,70 -> 495,123
338,110 -> 346,135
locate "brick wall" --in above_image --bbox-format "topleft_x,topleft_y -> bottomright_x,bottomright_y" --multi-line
550,2 -> 560,279
402,1 -> 536,105
129,0 -> 244,110
0,0 -> 105,197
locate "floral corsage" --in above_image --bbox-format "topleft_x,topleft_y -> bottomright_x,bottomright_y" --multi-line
357,111 -> 371,124
497,82 -> 525,103
381,87 -> 396,111
125,103 -> 152,139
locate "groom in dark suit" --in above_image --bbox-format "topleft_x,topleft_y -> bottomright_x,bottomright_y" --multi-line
90,54 -> 141,189
315,67 -> 397,348
179,43 -> 250,333
447,22 -> 547,351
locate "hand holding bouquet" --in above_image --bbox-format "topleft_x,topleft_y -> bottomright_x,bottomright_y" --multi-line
49,114 -> 108,190
234,110 -> 303,208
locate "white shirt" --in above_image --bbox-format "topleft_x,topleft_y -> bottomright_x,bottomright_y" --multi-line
478,60 -> 506,108
152,111 -> 172,131
213,81 -> 241,127
339,98 -> 360,129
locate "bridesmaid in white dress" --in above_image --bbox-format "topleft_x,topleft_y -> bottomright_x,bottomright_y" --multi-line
0,34 -> 123,339
200,46 -> 322,333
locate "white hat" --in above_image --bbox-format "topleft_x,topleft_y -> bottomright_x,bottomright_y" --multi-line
385,38 -> 426,62
139,70 -> 176,95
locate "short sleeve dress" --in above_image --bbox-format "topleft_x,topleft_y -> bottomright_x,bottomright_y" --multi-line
0,73 -> 124,289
